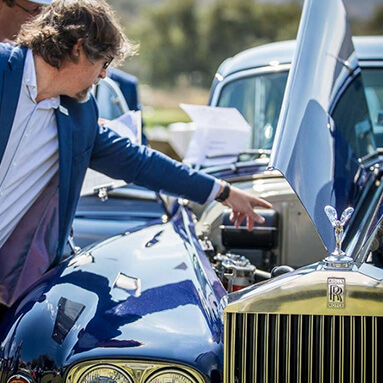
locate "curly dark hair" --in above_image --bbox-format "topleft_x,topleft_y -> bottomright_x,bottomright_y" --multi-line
16,0 -> 136,68
2,0 -> 15,6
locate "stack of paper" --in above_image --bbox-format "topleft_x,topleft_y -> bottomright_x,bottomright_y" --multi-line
181,104 -> 250,167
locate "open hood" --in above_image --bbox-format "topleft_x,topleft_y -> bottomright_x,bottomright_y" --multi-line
269,0 -> 377,254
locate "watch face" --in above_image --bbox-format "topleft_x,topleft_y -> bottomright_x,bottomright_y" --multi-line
216,183 -> 230,202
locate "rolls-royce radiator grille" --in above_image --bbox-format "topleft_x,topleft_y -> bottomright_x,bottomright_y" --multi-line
224,313 -> 383,383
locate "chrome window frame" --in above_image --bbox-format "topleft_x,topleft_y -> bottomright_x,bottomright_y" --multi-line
93,76 -> 130,118
209,64 -> 292,107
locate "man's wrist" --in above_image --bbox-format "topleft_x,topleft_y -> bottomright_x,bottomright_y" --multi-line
215,181 -> 231,202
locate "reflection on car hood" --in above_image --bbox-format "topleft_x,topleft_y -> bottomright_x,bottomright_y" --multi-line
269,0 -> 377,254
0,210 -> 225,376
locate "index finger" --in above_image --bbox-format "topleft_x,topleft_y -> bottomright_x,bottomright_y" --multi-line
251,196 -> 273,209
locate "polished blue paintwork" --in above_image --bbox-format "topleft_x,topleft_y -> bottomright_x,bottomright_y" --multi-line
73,186 -> 166,248
269,0 -> 378,254
0,207 -> 226,382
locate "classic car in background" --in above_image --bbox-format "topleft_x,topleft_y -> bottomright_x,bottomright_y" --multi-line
1,1 -> 382,383
209,36 -> 383,149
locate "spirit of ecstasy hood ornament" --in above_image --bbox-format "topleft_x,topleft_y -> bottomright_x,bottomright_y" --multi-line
324,206 -> 354,269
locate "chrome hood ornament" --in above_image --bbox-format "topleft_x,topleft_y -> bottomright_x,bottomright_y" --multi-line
324,206 -> 354,269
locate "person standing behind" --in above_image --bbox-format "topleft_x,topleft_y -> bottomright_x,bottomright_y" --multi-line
108,67 -> 148,145
0,0 -> 51,43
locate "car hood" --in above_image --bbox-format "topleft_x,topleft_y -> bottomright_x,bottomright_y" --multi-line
269,0 -> 377,254
0,209 -> 226,376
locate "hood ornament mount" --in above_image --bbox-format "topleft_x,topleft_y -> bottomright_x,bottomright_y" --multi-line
324,206 -> 354,270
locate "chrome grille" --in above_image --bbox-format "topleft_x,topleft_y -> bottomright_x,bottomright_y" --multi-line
224,313 -> 383,383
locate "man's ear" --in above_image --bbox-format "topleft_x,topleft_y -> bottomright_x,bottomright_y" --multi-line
71,38 -> 84,62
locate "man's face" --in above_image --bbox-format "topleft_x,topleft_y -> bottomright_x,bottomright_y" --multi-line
1,0 -> 43,40
63,50 -> 110,102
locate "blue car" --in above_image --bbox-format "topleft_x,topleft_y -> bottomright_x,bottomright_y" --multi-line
1,1 -> 383,383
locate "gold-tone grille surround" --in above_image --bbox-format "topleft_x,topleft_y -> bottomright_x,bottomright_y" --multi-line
65,360 -> 206,383
224,312 -> 383,383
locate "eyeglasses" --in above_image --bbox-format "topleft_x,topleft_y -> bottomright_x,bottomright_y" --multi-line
14,1 -> 43,16
103,55 -> 114,70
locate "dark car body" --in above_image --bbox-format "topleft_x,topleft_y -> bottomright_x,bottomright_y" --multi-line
1,2 -> 383,383
0,207 -> 225,383
223,0 -> 383,381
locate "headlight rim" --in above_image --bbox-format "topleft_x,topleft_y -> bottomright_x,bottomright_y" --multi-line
145,368 -> 198,383
78,364 -> 134,383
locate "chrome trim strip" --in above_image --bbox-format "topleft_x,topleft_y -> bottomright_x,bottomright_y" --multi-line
308,315 -> 313,383
223,312 -> 229,383
264,314 -> 269,382
362,317 -> 366,382
372,317 -> 378,382
253,313 -> 258,381
286,315 -> 291,383
219,225 -> 277,231
275,315 -> 280,382
351,317 -> 355,383
340,316 -> 344,383
297,315 -> 302,383
241,314 -> 247,383
230,314 -> 236,383
330,316 -> 335,383
319,316 -> 324,383
359,60 -> 383,68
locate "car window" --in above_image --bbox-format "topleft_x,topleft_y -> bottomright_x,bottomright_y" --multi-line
331,72 -> 376,159
362,68 -> 383,147
95,80 -> 125,120
217,71 -> 289,151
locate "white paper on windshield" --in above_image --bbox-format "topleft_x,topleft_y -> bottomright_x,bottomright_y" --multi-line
80,111 -> 142,196
105,110 -> 142,145
181,104 -> 250,167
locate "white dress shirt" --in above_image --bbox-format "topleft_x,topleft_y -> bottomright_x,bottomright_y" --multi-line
0,49 -> 60,249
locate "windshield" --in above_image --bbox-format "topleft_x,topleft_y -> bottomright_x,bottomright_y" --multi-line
217,71 -> 289,151
362,68 -> 383,147
217,67 -> 382,154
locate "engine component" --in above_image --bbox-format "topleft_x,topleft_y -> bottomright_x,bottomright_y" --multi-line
220,208 -> 279,250
214,253 -> 256,292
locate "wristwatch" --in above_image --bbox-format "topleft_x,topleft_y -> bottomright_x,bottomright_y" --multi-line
215,181 -> 231,202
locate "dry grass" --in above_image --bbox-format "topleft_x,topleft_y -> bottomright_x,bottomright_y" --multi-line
140,84 -> 210,128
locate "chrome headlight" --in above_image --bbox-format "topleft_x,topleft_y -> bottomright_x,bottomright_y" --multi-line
79,365 -> 133,383
146,370 -> 197,383
67,361 -> 205,383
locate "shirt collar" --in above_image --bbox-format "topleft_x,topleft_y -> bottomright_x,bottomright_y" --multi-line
23,49 -> 60,110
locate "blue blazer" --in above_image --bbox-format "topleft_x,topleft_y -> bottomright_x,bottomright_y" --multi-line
0,45 -> 215,262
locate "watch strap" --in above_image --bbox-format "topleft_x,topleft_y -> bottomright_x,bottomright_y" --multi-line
215,182 -> 231,202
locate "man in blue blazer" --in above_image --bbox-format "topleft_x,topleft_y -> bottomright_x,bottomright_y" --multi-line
0,0 -> 271,307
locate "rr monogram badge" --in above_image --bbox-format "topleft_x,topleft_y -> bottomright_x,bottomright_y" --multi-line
327,277 -> 345,308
